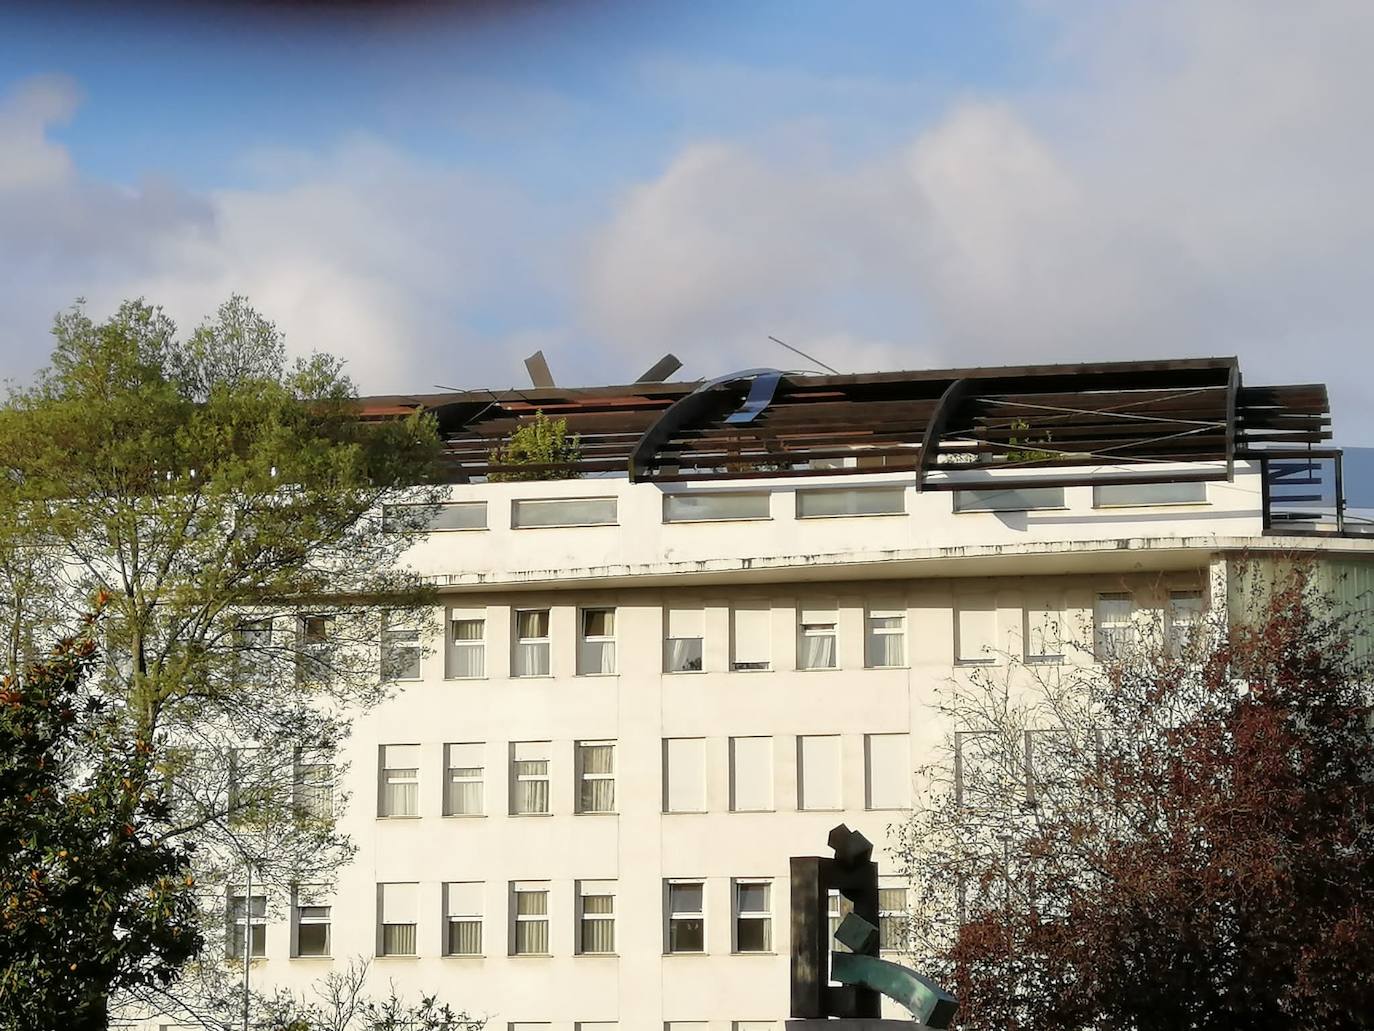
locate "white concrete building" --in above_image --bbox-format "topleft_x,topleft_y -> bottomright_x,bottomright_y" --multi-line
205,360 -> 1374,1030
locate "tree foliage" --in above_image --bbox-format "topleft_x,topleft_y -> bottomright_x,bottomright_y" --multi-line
898,564 -> 1374,1031
487,410 -> 582,481
0,614 -> 202,1030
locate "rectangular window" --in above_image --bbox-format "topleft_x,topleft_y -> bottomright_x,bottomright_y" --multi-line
865,733 -> 911,810
730,605 -> 771,671
1168,589 -> 1204,656
382,621 -> 421,681
795,487 -> 905,518
663,738 -> 706,813
729,736 -> 773,812
510,742 -> 551,815
1093,481 -> 1207,508
798,735 -> 842,811
378,882 -> 417,956
954,486 -> 1065,512
865,607 -> 905,668
227,746 -> 262,825
445,882 -> 483,956
578,608 -> 616,675
292,751 -> 333,821
296,613 -> 333,683
513,609 -> 551,677
666,880 -> 705,953
663,492 -> 771,522
447,611 -> 486,679
383,500 -> 488,532
512,497 -> 617,528
227,891 -> 266,959
828,889 -> 854,953
878,883 -> 908,951
954,730 -> 1000,813
664,608 -> 704,673
797,604 -> 838,670
512,883 -> 550,955
1024,600 -> 1064,664
734,880 -> 772,953
1024,727 -> 1076,807
1094,592 -> 1134,660
576,741 -> 616,814
444,743 -> 484,816
293,884 -> 331,958
578,881 -> 616,955
955,597 -> 999,665
378,744 -> 419,818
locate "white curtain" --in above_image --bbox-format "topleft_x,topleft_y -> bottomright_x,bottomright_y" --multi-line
579,640 -> 615,675
579,744 -> 615,812
514,642 -> 550,677
667,637 -> 702,672
514,761 -> 549,813
451,642 -> 485,678
801,633 -> 836,669
866,620 -> 904,667
446,773 -> 483,816
448,919 -> 482,955
515,891 -> 548,953
382,923 -> 416,956
383,771 -> 418,816
580,895 -> 614,953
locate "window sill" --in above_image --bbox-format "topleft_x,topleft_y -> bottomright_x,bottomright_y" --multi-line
663,516 -> 774,525
663,809 -> 708,815
729,808 -> 776,814
510,674 -> 555,680
796,666 -> 840,673
444,676 -> 489,682
576,952 -> 619,958
796,511 -> 906,520
732,951 -> 778,956
509,811 -> 554,818
512,523 -> 619,530
375,955 -> 418,960
442,813 -> 487,819
663,951 -> 709,957
575,811 -> 618,817
290,955 -> 333,961
444,953 -> 486,959
729,667 -> 773,674
953,506 -> 1070,515
955,659 -> 998,667
576,672 -> 619,678
376,815 -> 422,821
423,526 -> 490,532
510,952 -> 553,958
1093,501 -> 1211,510
799,808 -> 844,813
864,664 -> 910,671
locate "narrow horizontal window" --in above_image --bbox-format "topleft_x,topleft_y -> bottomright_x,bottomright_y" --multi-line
1093,481 -> 1207,507
796,487 -> 905,518
512,497 -> 617,528
383,501 -> 488,532
663,492 -> 771,522
953,487 -> 1065,512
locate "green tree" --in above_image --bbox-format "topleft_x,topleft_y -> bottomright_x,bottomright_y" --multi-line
0,614 -> 202,1031
0,296 -> 444,1022
897,565 -> 1374,1031
488,410 -> 582,481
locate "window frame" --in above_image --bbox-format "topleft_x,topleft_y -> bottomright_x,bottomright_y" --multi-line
444,742 -> 485,817
732,878 -> 773,954
378,744 -> 420,819
665,879 -> 706,955
447,611 -> 487,679
730,604 -> 771,672
292,885 -> 331,959
794,486 -> 906,519
383,500 -> 488,532
510,741 -> 552,816
1092,480 -> 1208,508
662,491 -> 772,523
953,486 -> 1066,513
797,609 -> 839,671
577,607 -> 617,676
511,496 -> 618,529
378,882 -> 419,958
577,881 -> 616,956
512,608 -> 552,678
381,622 -> 422,682
664,607 -> 705,674
444,881 -> 484,957
864,607 -> 906,668
575,740 -> 616,815
511,883 -> 551,956
227,890 -> 267,960
1094,591 -> 1135,661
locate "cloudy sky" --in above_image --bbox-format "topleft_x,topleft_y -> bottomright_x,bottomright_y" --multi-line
3,1 -> 1373,440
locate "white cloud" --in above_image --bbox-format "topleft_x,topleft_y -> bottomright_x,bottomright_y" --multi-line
584,0 -> 1374,439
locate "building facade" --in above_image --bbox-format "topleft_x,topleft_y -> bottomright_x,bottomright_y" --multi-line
155,360 -> 1374,1030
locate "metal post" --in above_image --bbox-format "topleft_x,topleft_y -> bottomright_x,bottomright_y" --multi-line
242,859 -> 252,1031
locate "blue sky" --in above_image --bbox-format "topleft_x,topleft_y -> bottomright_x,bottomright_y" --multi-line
3,1 -> 1374,442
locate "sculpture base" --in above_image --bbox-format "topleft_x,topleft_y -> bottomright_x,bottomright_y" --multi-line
786,1022 -> 926,1030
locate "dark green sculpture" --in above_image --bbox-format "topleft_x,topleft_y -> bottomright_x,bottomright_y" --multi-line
790,824 -> 957,1027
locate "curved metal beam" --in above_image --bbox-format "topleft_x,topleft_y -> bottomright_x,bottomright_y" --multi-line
914,378 -> 969,492
628,368 -> 785,482
829,952 -> 959,1028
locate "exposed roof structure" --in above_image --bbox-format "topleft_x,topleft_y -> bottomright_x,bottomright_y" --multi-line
359,357 -> 1330,488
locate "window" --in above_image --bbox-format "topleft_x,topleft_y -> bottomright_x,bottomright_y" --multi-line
954,730 -> 1001,813
729,736 -> 772,812
796,486 -> 904,518
666,881 -> 705,953
296,613 -> 333,683
578,881 -> 616,954
1168,589 -> 1204,655
1024,599 -> 1064,664
663,738 -> 706,813
954,486 -> 1065,512
878,883 -> 908,951
578,608 -> 616,675
865,607 -> 905,668
234,617 -> 273,672
444,743 -> 484,816
227,746 -> 263,825
227,891 -> 266,959
513,610 -> 551,677
292,751 -> 333,821
378,745 -> 419,818
383,500 -> 487,532
827,889 -> 854,953
510,742 -> 550,815
448,610 -> 486,678
955,596 -> 999,664
512,883 -> 549,955
663,492 -> 770,522
730,605 -> 770,671
665,608 -> 704,673
445,882 -> 483,956
798,735 -> 842,811
1024,728 -> 1076,807
1094,592 -> 1134,660
382,621 -> 421,681
378,882 -> 417,956
293,884 -> 331,958
1093,481 -> 1207,508
576,741 -> 616,814
797,604 -> 838,670
734,880 -> 772,952
865,733 -> 910,810
512,497 -> 617,528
